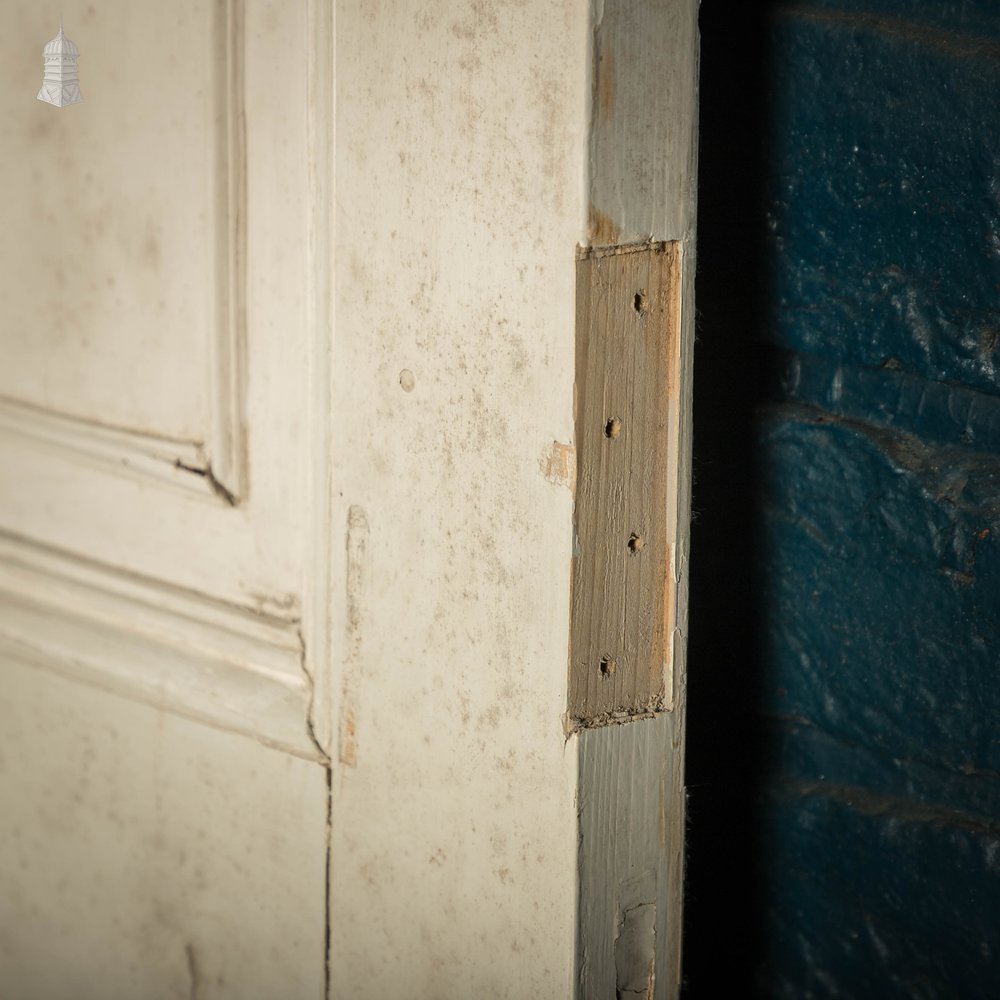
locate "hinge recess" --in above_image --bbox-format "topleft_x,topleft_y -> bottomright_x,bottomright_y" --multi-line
569,241 -> 680,727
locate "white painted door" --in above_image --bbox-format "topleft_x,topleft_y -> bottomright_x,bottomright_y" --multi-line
0,4 -> 329,996
0,2 -> 698,998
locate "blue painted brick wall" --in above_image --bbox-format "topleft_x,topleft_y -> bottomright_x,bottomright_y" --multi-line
687,2 -> 1000,995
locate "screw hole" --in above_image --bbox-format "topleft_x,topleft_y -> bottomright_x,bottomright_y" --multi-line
599,656 -> 616,676
633,291 -> 649,315
604,417 -> 622,439
628,533 -> 644,554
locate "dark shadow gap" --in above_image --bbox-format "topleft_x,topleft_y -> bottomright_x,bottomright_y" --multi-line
683,2 -> 778,994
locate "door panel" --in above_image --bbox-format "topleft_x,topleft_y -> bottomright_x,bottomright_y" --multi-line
0,1 -> 307,597
0,659 -> 326,1000
0,2 -> 318,757
0,5 -> 329,994
0,2 -> 215,439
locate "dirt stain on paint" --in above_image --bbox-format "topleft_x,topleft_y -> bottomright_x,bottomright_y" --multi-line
140,229 -> 162,270
185,942 -> 201,1000
588,205 -> 619,246
596,49 -> 615,121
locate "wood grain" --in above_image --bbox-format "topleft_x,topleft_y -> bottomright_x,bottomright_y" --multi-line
570,242 -> 680,726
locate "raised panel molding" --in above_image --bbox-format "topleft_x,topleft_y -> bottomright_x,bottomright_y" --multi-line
0,531 -> 320,761
0,397 -> 221,500
0,0 -> 247,503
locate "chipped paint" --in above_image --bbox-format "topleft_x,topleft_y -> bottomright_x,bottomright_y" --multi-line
338,505 -> 369,769
615,902 -> 657,999
542,439 -> 576,495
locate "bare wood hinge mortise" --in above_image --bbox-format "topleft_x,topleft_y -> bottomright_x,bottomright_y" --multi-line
568,242 -> 681,729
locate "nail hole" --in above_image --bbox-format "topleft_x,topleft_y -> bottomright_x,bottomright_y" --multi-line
599,656 -> 616,676
628,533 -> 644,554
604,417 -> 622,439
633,291 -> 649,315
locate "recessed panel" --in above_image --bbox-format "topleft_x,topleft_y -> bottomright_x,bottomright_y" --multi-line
0,3 -> 226,440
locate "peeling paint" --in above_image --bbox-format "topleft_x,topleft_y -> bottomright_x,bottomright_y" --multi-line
614,901 -> 656,999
